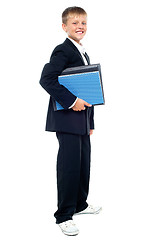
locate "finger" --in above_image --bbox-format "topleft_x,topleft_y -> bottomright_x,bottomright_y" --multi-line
72,107 -> 78,111
84,101 -> 92,107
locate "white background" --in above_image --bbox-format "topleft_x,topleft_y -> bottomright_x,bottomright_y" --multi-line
0,0 -> 160,239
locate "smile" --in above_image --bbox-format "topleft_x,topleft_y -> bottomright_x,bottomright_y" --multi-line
76,31 -> 84,34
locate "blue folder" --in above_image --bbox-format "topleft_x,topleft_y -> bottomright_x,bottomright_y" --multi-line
54,64 -> 104,111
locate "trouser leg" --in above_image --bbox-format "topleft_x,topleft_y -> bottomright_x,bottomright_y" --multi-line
76,134 -> 91,213
54,132 -> 91,223
54,132 -> 81,224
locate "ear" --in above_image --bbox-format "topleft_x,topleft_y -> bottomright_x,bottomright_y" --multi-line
62,23 -> 67,32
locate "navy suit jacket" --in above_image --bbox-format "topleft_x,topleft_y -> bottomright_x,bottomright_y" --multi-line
39,38 -> 94,135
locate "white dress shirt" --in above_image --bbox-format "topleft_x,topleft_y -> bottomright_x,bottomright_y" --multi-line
67,37 -> 89,108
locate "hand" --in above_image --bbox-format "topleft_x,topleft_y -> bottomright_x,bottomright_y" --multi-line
72,98 -> 92,111
90,129 -> 94,136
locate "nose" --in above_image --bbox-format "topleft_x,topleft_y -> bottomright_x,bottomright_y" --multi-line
77,23 -> 84,29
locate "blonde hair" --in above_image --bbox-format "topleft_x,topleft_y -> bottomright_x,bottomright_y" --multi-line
62,6 -> 87,24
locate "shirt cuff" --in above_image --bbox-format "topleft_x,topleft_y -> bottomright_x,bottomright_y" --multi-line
69,97 -> 78,109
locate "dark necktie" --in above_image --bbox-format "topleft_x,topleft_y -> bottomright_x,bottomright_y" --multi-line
83,52 -> 90,65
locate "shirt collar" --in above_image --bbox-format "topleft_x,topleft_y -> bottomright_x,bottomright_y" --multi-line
67,37 -> 86,54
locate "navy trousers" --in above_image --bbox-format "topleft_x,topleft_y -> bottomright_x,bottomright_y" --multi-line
54,132 -> 91,224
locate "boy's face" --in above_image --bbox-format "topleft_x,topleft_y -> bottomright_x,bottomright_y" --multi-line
62,14 -> 87,44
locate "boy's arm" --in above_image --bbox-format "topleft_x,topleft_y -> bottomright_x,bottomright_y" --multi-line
90,106 -> 94,129
39,46 -> 77,110
89,106 -> 94,135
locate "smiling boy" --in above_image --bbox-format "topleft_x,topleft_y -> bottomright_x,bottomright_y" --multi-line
62,11 -> 87,44
40,7 -> 101,236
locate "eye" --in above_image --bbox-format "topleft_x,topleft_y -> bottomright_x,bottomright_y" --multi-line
72,22 -> 77,25
82,22 -> 87,25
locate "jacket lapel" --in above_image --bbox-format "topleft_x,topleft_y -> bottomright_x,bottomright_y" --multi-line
64,38 -> 85,65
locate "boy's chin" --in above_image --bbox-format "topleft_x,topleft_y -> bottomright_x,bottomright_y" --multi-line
69,36 -> 84,43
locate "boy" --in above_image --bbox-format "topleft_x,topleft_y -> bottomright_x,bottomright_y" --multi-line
40,7 -> 101,236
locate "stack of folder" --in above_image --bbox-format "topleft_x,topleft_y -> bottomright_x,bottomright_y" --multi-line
54,64 -> 105,111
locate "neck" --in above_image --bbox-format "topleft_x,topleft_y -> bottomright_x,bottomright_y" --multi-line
68,36 -> 81,45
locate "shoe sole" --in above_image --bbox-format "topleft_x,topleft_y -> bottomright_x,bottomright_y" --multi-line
62,230 -> 79,236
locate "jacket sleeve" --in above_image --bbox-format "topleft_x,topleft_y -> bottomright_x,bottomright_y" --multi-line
39,46 -> 77,110
90,106 -> 94,129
